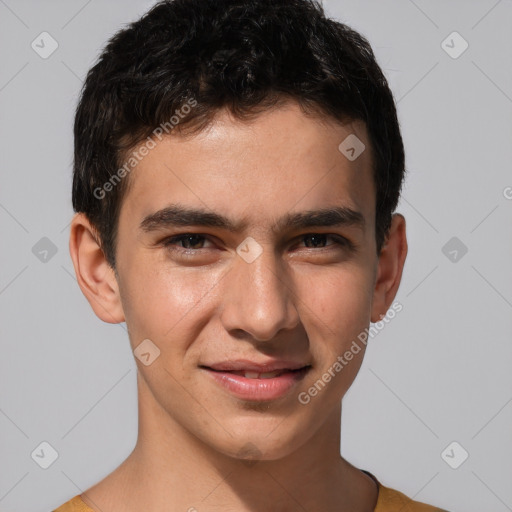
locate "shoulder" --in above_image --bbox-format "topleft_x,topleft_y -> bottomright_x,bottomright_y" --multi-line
53,495 -> 94,512
375,481 -> 450,512
53,479 -> 450,512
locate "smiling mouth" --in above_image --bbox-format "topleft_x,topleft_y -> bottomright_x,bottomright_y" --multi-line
200,365 -> 312,401
204,367 -> 311,379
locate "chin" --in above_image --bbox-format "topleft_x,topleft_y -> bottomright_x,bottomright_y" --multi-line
206,420 -> 312,463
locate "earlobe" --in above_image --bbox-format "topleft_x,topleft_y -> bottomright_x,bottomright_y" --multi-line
69,213 -> 125,324
370,214 -> 408,323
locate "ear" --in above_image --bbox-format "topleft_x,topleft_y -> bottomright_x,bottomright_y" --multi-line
370,213 -> 408,322
69,213 -> 125,324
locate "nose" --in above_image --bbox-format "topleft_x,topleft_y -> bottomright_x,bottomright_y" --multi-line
219,243 -> 300,342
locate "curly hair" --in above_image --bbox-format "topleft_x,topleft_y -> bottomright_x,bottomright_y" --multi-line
72,0 -> 406,268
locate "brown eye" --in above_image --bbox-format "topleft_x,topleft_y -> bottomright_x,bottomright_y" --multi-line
163,234 -> 214,251
301,234 -> 350,249
303,234 -> 329,248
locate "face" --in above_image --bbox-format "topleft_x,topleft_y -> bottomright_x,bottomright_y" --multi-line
71,101 -> 407,461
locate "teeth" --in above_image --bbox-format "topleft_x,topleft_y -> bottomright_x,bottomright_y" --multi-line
244,370 -> 283,379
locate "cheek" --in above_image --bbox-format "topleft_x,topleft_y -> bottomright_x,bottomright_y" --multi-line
118,259 -> 226,348
295,263 -> 374,335
285,267 -> 374,416
292,262 -> 375,390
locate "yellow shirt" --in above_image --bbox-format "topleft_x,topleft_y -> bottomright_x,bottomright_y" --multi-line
53,471 -> 448,511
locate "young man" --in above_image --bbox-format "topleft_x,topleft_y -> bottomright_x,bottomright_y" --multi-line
56,0 -> 448,510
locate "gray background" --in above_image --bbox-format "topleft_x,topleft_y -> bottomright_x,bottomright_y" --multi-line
1,0 -> 511,511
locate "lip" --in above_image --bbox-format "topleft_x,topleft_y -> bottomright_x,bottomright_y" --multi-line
203,359 -> 309,373
200,360 -> 311,401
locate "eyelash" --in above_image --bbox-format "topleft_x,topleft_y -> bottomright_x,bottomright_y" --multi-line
161,233 -> 353,255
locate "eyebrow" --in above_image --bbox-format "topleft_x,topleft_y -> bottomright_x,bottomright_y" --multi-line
139,203 -> 365,234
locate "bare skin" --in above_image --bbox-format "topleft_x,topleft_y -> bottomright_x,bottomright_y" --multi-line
69,100 -> 407,512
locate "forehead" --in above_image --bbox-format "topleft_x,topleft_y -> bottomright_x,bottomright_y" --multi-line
119,102 -> 375,234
